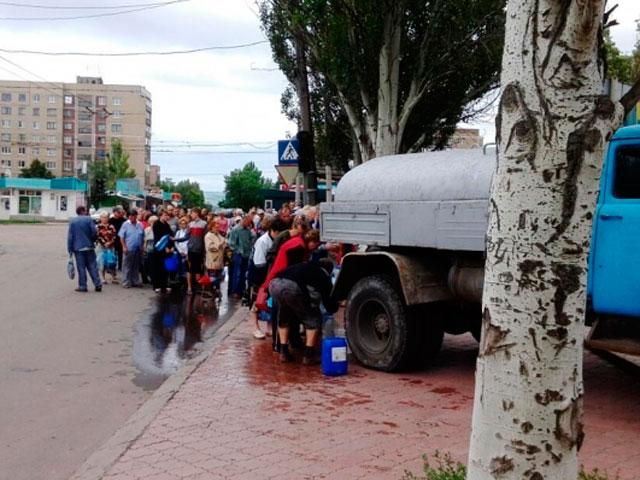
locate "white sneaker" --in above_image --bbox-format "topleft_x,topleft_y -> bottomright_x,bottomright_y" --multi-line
253,329 -> 266,340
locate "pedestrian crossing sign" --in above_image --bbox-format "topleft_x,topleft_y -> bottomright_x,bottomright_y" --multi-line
278,139 -> 299,165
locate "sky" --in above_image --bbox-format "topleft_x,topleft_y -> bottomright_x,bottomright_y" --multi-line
0,0 -> 637,191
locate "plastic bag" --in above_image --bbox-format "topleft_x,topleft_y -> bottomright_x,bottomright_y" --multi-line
154,234 -> 170,252
103,249 -> 117,269
164,253 -> 179,273
255,286 -> 269,312
67,254 -> 75,280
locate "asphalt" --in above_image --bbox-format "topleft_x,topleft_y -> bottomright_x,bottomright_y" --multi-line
71,309 -> 640,480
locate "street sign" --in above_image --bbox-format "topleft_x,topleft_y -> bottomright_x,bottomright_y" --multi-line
275,165 -> 299,187
278,139 -> 299,165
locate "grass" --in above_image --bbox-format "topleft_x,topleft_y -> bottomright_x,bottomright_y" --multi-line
401,452 -> 619,480
0,219 -> 45,224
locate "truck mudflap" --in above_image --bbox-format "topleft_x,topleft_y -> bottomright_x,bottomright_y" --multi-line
332,251 -> 453,305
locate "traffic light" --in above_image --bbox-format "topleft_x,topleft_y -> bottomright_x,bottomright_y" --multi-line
296,130 -> 315,173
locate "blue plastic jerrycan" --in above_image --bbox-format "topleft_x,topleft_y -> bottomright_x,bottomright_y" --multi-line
321,336 -> 348,376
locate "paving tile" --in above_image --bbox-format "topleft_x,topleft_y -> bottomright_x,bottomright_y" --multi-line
101,313 -> 640,480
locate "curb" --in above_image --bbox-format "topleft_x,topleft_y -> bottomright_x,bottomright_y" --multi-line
69,305 -> 249,480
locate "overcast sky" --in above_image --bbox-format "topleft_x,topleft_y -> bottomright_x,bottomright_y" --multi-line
0,0 -> 637,191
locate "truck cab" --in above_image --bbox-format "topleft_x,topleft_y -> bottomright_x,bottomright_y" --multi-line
321,125 -> 640,371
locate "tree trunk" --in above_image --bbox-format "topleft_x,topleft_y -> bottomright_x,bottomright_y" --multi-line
467,1 -> 622,479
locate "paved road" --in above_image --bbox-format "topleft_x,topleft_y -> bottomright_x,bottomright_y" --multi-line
0,223 -> 232,480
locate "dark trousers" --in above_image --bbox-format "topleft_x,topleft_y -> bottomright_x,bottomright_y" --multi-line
150,251 -> 168,290
74,249 -> 101,290
114,241 -> 123,271
230,253 -> 249,296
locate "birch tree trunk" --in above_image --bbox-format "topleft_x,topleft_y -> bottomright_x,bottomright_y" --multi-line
468,1 -> 622,478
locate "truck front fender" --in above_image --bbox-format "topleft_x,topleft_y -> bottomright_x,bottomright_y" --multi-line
333,251 -> 453,305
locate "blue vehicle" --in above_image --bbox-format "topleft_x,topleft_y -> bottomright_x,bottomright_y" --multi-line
587,125 -> 640,354
320,125 -> 640,371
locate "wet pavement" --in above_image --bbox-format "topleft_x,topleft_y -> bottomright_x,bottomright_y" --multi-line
85,311 -> 640,480
132,286 -> 235,389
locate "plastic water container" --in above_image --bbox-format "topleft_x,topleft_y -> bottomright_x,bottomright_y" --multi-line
321,337 -> 348,376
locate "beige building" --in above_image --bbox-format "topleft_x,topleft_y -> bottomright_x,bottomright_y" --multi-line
448,128 -> 484,149
0,76 -> 152,187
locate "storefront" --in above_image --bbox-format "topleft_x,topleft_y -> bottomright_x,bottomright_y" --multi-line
0,177 -> 87,221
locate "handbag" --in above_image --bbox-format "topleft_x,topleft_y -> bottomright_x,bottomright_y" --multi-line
255,286 -> 269,312
67,254 -> 75,280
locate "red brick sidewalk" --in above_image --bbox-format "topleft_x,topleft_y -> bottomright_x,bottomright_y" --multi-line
97,314 -> 640,480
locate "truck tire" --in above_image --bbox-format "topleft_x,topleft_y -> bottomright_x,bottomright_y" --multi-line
345,275 -> 414,371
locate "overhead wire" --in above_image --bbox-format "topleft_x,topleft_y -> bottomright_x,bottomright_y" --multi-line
0,0 -> 189,21
0,0 -> 188,9
0,41 -> 269,56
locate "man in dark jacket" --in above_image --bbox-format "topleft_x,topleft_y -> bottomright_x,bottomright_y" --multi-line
67,205 -> 102,292
269,258 -> 338,364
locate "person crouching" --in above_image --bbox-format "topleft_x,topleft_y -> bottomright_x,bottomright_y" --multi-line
268,258 -> 338,364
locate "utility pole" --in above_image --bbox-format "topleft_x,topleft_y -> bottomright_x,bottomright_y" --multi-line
294,33 -> 317,205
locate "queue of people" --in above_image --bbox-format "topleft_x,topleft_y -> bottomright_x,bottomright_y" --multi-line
67,200 -> 338,366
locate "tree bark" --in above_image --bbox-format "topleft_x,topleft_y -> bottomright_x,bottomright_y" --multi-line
467,1 -> 622,479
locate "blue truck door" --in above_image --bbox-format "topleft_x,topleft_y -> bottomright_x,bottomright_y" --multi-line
591,142 -> 640,316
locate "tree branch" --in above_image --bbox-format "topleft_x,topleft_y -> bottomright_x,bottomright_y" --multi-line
620,78 -> 640,115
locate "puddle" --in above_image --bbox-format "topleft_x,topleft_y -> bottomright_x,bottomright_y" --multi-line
132,284 -> 235,388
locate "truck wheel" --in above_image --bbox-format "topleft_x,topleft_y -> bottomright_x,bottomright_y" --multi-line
345,275 -> 413,371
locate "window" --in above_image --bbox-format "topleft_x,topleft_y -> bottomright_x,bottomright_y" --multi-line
78,112 -> 92,122
32,121 -> 40,130
46,149 -> 55,157
1,133 -> 10,142
78,126 -> 92,134
48,95 -> 56,104
1,120 -> 10,128
45,160 -> 56,167
32,94 -> 40,103
47,135 -> 56,143
63,136 -> 72,145
18,107 -> 26,116
1,106 -> 11,115
0,159 -> 11,166
63,109 -> 73,118
111,124 -> 122,134
46,108 -> 57,117
98,136 -> 106,145
18,160 -> 26,168
31,136 -> 40,143
46,122 -> 57,130
18,93 -> 26,102
64,95 -> 73,105
112,97 -> 121,106
63,162 -> 73,172
1,146 -> 11,154
113,110 -> 122,119
1,93 -> 11,102
97,96 -> 106,106
18,134 -> 26,142
58,195 -> 68,211
33,107 -> 40,116
64,123 -> 72,130
32,147 -> 39,156
17,120 -> 24,128
614,147 -> 640,198
18,190 -> 42,215
97,124 -> 106,133
18,146 -> 26,155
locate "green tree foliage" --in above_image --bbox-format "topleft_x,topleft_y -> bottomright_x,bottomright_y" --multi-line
106,139 -> 136,189
259,0 -> 505,162
158,178 -> 206,208
19,159 -> 54,179
219,162 -> 274,212
604,21 -> 640,85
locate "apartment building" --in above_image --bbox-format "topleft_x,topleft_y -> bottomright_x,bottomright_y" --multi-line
0,76 -> 152,187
